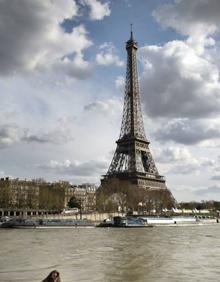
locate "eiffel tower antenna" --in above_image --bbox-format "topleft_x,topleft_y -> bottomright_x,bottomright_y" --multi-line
130,23 -> 133,39
101,30 -> 172,192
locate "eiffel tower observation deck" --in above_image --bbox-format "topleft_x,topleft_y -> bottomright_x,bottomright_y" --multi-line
101,30 -> 168,191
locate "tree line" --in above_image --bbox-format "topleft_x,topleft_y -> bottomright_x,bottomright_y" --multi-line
96,178 -> 176,213
1,177 -> 219,214
178,201 -> 220,211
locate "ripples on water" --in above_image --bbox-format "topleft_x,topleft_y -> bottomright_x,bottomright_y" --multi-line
0,225 -> 220,282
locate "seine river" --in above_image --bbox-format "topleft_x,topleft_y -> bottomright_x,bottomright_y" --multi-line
0,225 -> 220,282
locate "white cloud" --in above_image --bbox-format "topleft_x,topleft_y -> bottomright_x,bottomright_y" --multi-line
139,40 -> 220,119
82,0 -> 111,20
153,0 -> 220,53
0,124 -> 21,148
115,76 -> 125,92
39,159 -> 108,177
171,184 -> 220,201
0,1 -> 93,79
194,185 -> 220,197
53,53 -> 94,80
153,0 -> 220,35
154,118 -> 220,145
211,175 -> 220,181
155,144 -> 218,179
156,146 -> 193,163
168,156 -> 216,176
23,129 -> 74,145
0,117 -> 75,148
156,146 -> 200,175
84,99 -> 122,116
96,42 -> 124,66
169,163 -> 200,175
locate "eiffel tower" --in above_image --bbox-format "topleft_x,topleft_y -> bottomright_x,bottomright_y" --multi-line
101,30 -> 169,192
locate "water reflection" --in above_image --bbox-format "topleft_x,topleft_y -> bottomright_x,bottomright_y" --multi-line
0,226 -> 220,282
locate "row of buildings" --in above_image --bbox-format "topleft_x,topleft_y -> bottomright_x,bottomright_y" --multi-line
0,177 -> 97,213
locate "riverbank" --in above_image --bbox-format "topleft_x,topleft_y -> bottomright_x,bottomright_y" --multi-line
1,214 -> 219,228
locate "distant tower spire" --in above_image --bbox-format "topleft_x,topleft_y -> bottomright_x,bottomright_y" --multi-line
130,23 -> 133,40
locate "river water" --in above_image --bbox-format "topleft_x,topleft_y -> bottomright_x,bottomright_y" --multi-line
0,225 -> 220,282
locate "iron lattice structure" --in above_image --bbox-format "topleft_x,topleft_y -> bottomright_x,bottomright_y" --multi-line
102,31 -> 167,190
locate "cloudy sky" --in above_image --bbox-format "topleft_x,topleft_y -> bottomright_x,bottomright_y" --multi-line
1,0 -> 220,202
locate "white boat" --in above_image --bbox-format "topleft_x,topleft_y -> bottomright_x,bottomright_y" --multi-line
172,216 -> 196,224
142,217 -> 174,225
141,216 -> 218,226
